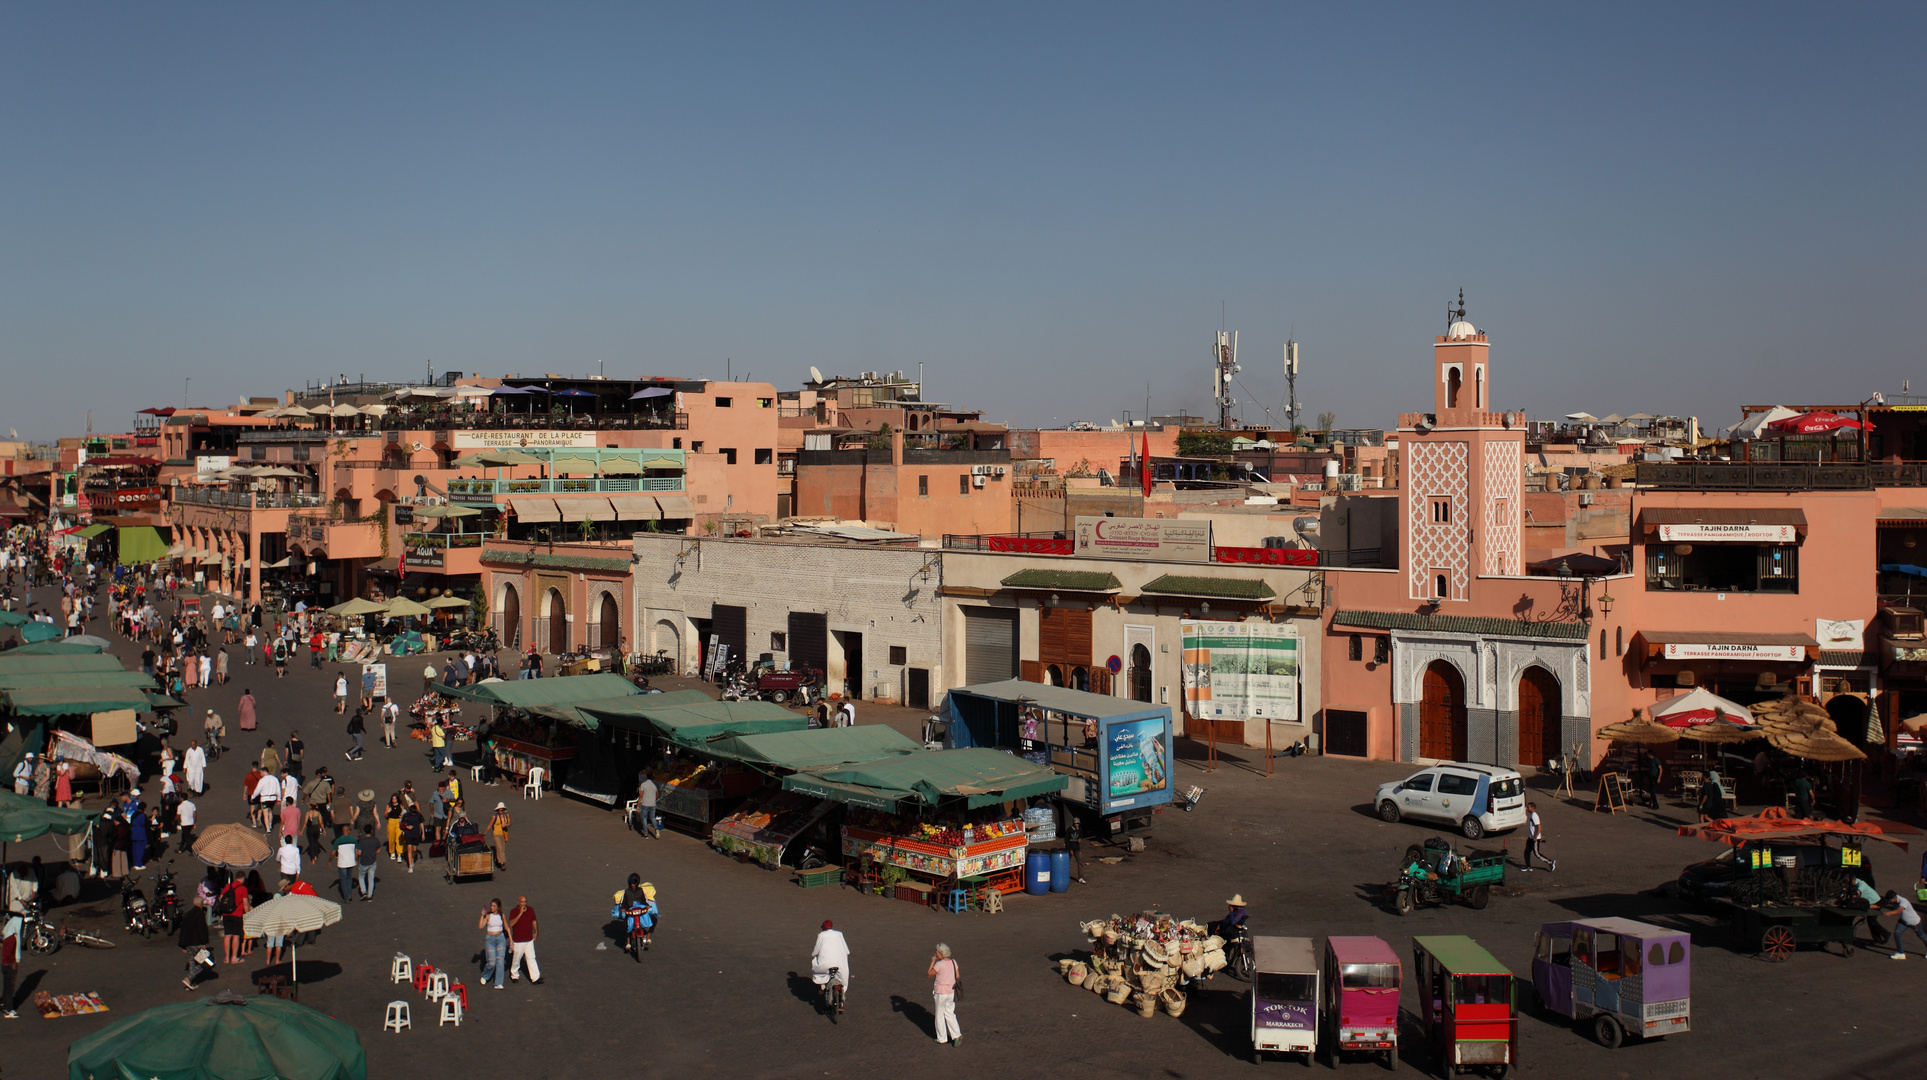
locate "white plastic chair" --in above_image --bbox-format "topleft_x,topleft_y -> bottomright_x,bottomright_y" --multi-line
524,767 -> 545,800
425,971 -> 450,1002
384,1001 -> 411,1032
390,954 -> 412,984
438,995 -> 464,1027
469,763 -> 486,784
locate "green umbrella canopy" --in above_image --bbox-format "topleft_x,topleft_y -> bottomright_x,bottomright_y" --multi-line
0,790 -> 99,843
67,993 -> 367,1080
21,621 -> 62,643
0,610 -> 26,627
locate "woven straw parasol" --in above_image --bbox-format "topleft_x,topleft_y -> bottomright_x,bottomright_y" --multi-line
192,823 -> 273,869
1595,713 -> 1681,745
1769,730 -> 1867,762
1677,720 -> 1762,745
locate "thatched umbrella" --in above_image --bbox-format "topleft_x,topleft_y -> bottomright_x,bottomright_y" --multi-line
1770,730 -> 1867,762
1595,713 -> 1681,745
1677,720 -> 1762,745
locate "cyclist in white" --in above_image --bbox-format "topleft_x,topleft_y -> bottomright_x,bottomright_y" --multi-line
811,919 -> 850,997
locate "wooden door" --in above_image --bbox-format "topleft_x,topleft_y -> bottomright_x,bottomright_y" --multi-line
1420,661 -> 1467,761
1517,667 -> 1562,766
598,593 -> 619,650
547,589 -> 568,654
500,585 -> 520,650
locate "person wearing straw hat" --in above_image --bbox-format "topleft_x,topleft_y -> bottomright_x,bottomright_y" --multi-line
1211,895 -> 1247,940
488,802 -> 513,870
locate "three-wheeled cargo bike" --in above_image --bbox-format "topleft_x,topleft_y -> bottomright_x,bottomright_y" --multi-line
1394,837 -> 1507,914
1532,917 -> 1691,1048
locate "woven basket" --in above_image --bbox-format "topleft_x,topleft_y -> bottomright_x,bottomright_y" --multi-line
1203,935 -> 1225,952
1139,970 -> 1169,996
1202,949 -> 1227,973
1088,973 -> 1112,995
1133,992 -> 1158,1018
1161,987 -> 1188,1017
1107,983 -> 1133,1005
1181,956 -> 1204,979
1067,963 -> 1088,986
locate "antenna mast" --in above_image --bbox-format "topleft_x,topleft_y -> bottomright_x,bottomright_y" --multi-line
1213,330 -> 1239,429
1283,339 -> 1300,433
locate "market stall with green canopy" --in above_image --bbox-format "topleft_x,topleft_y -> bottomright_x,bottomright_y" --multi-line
67,993 -> 367,1080
0,654 -> 125,676
0,670 -> 157,691
4,639 -> 108,656
783,748 -> 1068,811
2,685 -> 156,716
703,725 -> 923,773
579,698 -> 808,745
432,673 -> 653,799
116,524 -> 170,566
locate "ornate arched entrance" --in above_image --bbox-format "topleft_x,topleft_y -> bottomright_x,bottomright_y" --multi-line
499,583 -> 521,650
1516,666 -> 1562,767
544,588 -> 567,655
1420,660 -> 1468,761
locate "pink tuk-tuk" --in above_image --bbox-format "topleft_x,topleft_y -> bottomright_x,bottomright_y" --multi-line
1322,935 -> 1401,1069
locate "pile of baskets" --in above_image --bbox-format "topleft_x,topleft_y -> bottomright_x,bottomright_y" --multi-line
1057,912 -> 1228,1019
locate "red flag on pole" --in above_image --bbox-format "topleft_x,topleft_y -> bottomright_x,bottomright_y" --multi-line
1141,431 -> 1153,497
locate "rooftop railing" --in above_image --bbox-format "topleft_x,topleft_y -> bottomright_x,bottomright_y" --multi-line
173,488 -> 324,509
445,476 -> 684,498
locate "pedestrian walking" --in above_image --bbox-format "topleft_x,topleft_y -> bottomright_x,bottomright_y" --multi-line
1523,802 -> 1556,872
1064,815 -> 1086,883
345,708 -> 365,761
333,671 -> 348,714
218,875 -> 249,965
333,828 -> 358,900
355,821 -> 380,900
243,630 -> 257,665
478,898 -> 508,988
507,895 -> 542,984
429,718 -> 450,770
176,796 -> 197,855
635,774 -> 660,838
928,943 -> 962,1046
2,904 -> 20,1018
285,731 -> 305,781
259,739 -> 281,775
488,803 -> 512,869
275,834 -> 302,890
381,699 -> 399,748
237,689 -> 257,733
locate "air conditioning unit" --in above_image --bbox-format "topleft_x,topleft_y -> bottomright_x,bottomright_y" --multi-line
973,475 -> 986,488
1578,492 -> 1594,506
994,466 -> 1006,476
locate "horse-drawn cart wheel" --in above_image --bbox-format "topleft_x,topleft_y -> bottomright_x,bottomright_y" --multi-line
1761,924 -> 1796,961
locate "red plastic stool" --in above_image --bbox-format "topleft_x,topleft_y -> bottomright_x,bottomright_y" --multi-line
414,964 -> 435,993
450,981 -> 468,1011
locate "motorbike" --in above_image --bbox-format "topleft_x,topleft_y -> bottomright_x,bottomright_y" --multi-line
1219,922 -> 1255,981
151,862 -> 180,936
21,897 -> 117,955
121,873 -> 153,938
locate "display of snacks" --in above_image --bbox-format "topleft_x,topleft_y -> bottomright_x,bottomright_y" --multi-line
841,816 -> 1028,880
34,991 -> 108,1018
713,790 -> 834,867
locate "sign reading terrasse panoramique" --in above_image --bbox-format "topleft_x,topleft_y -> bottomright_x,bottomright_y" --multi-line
1073,516 -> 1212,563
452,431 -> 598,449
1656,523 -> 1797,542
1661,642 -> 1806,661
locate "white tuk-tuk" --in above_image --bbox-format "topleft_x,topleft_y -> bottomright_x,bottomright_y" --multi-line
1252,935 -> 1320,1063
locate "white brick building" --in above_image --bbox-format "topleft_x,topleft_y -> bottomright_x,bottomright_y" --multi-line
631,534 -> 944,707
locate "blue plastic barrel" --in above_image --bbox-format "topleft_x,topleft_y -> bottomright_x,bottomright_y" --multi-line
1025,852 -> 1051,895
1049,850 -> 1070,892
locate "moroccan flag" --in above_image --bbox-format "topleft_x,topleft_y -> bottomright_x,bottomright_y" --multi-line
1141,431 -> 1153,496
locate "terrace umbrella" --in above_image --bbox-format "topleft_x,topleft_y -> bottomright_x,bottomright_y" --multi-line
547,454 -> 599,474
1768,411 -> 1870,435
1651,687 -> 1754,728
192,823 -> 273,870
553,388 -> 596,416
66,993 -> 367,1080
1769,730 -> 1867,762
243,892 -> 343,984
21,621 -> 61,643
382,597 -> 434,618
1594,713 -> 1681,745
629,387 -> 674,399
411,505 -> 480,519
325,597 -> 388,617
1565,412 -> 1598,422
424,595 -> 472,609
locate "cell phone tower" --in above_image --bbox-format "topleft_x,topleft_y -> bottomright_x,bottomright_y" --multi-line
1213,330 -> 1239,429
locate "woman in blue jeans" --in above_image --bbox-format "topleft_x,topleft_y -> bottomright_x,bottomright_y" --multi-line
478,898 -> 508,987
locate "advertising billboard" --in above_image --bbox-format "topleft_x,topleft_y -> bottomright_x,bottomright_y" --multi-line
1104,714 -> 1171,812
1181,620 -> 1301,722
1073,517 -> 1212,563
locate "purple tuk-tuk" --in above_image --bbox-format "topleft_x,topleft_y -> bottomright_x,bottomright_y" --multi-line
1531,918 -> 1690,1048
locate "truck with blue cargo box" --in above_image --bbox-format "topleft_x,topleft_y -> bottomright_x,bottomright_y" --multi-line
940,680 -> 1174,838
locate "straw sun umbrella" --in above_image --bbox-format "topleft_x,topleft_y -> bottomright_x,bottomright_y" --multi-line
1594,712 -> 1682,746
192,823 -> 273,869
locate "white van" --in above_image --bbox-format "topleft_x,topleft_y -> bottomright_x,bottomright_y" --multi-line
1374,763 -> 1527,839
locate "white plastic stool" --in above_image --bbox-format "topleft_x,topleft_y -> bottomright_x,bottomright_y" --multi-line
384,1001 -> 411,1032
438,995 -> 464,1027
469,763 -> 486,783
523,766 -> 545,800
390,954 -> 413,984
426,972 -> 450,1002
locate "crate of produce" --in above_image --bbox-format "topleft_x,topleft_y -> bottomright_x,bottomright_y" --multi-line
896,882 -> 936,906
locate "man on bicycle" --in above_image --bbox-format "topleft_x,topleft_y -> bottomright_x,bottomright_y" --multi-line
811,918 -> 850,1003
615,874 -> 655,956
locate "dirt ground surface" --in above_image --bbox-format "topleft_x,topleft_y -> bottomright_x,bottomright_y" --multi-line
5,583 -> 1926,1080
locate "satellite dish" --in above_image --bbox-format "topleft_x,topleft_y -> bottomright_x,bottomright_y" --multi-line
7,429 -> 15,440
809,366 -> 823,385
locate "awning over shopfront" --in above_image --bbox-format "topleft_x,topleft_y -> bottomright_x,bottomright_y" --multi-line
75,524 -> 111,539
999,569 -> 1122,594
654,494 -> 695,518
510,497 -> 560,523
1633,630 -> 1818,663
582,698 -> 806,744
116,525 -> 169,566
782,748 -> 1067,810
554,497 -> 616,522
1637,507 -> 1807,543
607,495 -> 660,521
1,685 -> 154,716
1138,574 -> 1274,601
703,726 -> 923,772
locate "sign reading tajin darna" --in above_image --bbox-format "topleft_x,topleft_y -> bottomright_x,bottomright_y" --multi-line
1662,642 -> 1806,661
1657,523 -> 1797,542
1074,517 -> 1212,563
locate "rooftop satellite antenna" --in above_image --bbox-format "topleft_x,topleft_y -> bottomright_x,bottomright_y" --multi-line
809,366 -> 823,385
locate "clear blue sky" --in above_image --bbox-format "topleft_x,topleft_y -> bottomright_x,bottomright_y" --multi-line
3,4 -> 1921,439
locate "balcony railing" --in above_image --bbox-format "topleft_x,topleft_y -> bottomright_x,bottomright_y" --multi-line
403,532 -> 486,549
445,476 -> 684,498
173,488 -> 325,509
1637,461 -> 1927,491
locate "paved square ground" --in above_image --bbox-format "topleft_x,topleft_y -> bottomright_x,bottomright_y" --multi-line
4,585 -> 1923,1079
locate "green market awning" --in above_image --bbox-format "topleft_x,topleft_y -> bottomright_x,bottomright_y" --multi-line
66,994 -> 368,1080
76,524 -> 112,539
781,774 -> 907,811
434,673 -> 641,709
0,670 -> 155,691
999,568 -> 1122,593
1139,574 -> 1275,601
0,789 -> 100,843
0,610 -> 25,628
116,525 -> 170,566
781,748 -> 1067,810
0,654 -> 127,676
5,640 -> 107,655
702,726 -> 923,772
580,698 -> 807,744
3,685 -> 155,716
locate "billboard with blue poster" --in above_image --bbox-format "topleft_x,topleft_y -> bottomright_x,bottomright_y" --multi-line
1104,715 -> 1171,812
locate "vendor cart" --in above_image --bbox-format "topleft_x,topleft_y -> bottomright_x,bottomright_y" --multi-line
1715,899 -> 1865,961
445,838 -> 495,883
1393,837 -> 1507,914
